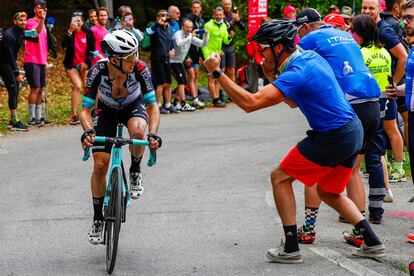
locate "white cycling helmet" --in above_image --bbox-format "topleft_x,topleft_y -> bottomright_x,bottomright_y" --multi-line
101,30 -> 138,58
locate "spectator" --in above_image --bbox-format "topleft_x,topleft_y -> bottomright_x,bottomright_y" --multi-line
329,5 -> 340,14
171,19 -> 209,111
24,0 -> 48,126
0,12 -> 29,131
184,0 -> 205,108
381,0 -> 411,149
363,0 -> 408,183
323,13 -> 348,30
340,6 -> 354,29
86,9 -> 97,27
202,6 -> 233,107
168,5 -> 181,37
118,5 -> 132,18
62,12 -> 95,125
114,5 -> 143,42
283,5 -> 298,20
222,0 -> 245,101
91,7 -> 108,64
147,10 -> 176,114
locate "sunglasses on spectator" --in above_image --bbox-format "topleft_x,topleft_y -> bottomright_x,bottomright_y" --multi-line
118,51 -> 137,62
72,11 -> 83,17
403,14 -> 414,23
258,43 -> 271,53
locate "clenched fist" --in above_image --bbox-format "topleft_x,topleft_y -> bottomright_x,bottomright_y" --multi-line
203,53 -> 221,73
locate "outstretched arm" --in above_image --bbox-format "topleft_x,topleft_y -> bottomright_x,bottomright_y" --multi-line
204,53 -> 285,112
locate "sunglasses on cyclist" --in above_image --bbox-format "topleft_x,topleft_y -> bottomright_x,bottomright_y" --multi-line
118,51 -> 137,62
258,43 -> 271,53
402,14 -> 414,23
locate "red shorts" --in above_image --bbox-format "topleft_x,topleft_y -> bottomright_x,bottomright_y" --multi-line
280,146 -> 353,194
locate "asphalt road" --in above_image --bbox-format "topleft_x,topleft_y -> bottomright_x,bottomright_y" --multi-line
1,104 -> 413,275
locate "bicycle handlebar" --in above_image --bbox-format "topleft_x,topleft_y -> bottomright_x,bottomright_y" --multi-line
82,136 -> 157,166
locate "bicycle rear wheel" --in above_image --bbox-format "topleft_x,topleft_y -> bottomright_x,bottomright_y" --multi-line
105,166 -> 122,274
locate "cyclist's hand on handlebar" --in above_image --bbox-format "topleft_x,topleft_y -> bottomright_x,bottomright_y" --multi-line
147,133 -> 162,150
81,128 -> 96,149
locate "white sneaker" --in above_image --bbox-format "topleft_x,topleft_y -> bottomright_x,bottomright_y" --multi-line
192,98 -> 206,109
173,102 -> 182,110
130,172 -> 144,199
88,220 -> 104,245
383,189 -> 394,203
181,103 -> 196,112
266,240 -> 303,264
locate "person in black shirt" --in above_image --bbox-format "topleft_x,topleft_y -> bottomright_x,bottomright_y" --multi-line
0,12 -> 29,131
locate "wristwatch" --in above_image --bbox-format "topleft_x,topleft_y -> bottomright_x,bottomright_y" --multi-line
212,68 -> 222,79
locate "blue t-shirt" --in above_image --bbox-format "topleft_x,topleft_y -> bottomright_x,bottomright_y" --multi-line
405,48 -> 414,112
298,26 -> 380,102
273,50 -> 355,132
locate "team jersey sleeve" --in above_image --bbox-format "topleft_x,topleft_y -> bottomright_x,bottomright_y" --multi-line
82,62 -> 103,108
272,69 -> 304,100
297,34 -> 316,51
136,61 -> 156,105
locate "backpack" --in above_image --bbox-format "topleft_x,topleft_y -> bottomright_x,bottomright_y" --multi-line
140,22 -> 155,51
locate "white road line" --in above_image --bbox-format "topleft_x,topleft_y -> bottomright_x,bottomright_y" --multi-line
308,247 -> 382,276
265,191 -> 281,225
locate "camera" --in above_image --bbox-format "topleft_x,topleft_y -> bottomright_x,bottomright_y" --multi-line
232,6 -> 238,13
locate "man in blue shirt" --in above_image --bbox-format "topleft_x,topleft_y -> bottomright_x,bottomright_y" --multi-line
294,8 -> 383,244
203,20 -> 385,263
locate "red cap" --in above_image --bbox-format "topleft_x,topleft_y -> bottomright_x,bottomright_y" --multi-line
323,13 -> 345,28
283,5 -> 297,16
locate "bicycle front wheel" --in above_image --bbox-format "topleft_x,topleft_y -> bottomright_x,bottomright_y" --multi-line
105,166 -> 122,274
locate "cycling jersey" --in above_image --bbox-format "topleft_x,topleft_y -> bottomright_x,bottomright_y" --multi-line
83,60 -> 156,110
273,50 -> 355,132
298,26 -> 380,102
406,48 -> 414,112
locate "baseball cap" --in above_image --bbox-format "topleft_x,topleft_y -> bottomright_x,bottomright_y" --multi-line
34,0 -> 46,7
323,13 -> 345,28
296,8 -> 322,25
283,5 -> 297,16
340,6 -> 353,19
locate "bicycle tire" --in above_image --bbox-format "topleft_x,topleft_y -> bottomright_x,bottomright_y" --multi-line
105,166 -> 122,274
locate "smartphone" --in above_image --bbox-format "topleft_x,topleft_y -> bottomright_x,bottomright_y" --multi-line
233,6 -> 238,13
197,28 -> 205,35
124,15 -> 132,23
24,29 -> 37,38
71,17 -> 80,26
388,75 -> 394,87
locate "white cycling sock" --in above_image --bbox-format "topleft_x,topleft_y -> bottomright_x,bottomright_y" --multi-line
35,105 -> 42,120
29,104 -> 35,120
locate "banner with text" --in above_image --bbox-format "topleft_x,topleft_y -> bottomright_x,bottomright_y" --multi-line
248,0 -> 268,39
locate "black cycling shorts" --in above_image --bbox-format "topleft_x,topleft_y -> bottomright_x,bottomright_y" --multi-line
92,99 -> 148,154
24,62 -> 46,88
187,45 -> 202,68
220,45 -> 236,68
151,59 -> 171,86
170,63 -> 187,85
384,98 -> 397,120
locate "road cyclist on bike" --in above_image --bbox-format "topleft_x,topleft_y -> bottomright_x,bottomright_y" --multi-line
79,29 -> 161,245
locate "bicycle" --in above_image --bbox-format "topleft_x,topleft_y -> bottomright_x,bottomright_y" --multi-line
83,123 -> 156,274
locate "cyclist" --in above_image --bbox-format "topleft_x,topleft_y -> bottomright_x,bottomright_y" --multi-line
0,12 -> 29,131
203,20 -> 385,263
79,30 -> 161,245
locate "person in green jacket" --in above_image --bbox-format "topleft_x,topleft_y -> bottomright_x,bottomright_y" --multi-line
202,6 -> 234,107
